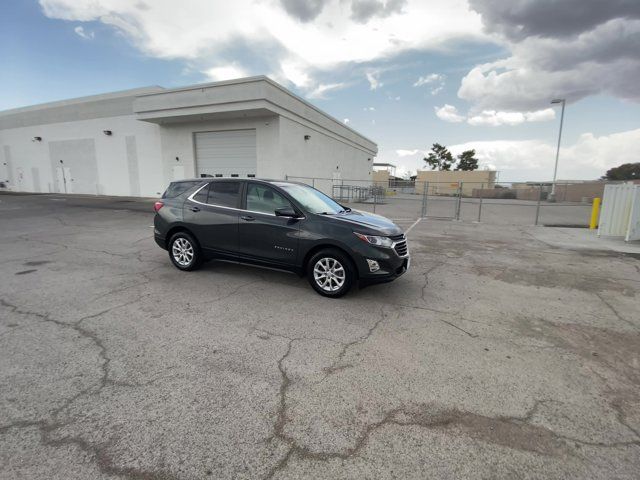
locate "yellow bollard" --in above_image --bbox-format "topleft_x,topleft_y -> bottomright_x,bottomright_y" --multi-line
589,197 -> 601,229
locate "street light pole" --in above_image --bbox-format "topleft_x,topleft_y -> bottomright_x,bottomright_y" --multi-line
550,98 -> 565,199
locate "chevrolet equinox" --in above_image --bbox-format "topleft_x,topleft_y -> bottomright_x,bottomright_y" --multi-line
153,179 -> 409,297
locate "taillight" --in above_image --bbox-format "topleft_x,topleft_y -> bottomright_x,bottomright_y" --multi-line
153,201 -> 164,212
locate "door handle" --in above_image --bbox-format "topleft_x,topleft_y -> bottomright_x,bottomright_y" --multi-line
241,215 -> 255,221
190,206 -> 200,212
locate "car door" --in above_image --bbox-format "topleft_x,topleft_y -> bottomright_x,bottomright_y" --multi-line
183,180 -> 242,255
237,183 -> 301,266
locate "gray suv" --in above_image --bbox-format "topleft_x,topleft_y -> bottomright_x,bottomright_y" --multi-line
153,179 -> 409,297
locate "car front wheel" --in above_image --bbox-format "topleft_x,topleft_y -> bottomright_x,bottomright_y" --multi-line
307,249 -> 355,298
168,232 -> 202,271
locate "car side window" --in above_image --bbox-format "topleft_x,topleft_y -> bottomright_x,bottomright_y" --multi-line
208,181 -> 240,208
163,181 -> 200,198
192,184 -> 210,203
246,184 -> 291,215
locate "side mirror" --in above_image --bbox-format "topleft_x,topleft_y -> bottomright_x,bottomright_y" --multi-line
275,206 -> 299,217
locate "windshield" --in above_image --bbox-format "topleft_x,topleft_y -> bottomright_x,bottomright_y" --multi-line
279,183 -> 345,214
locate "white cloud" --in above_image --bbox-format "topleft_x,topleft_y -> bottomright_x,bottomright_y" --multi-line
524,108 -> 556,122
306,82 -> 346,99
448,128 -> 640,181
467,108 -> 555,126
396,149 -> 421,157
205,64 -> 249,81
366,71 -> 382,90
363,106 -> 376,111
280,61 -> 311,88
343,118 -> 350,124
434,104 -> 555,126
434,104 -> 465,123
413,73 -> 443,87
39,0 -> 484,92
73,25 -> 94,39
414,73 -> 445,95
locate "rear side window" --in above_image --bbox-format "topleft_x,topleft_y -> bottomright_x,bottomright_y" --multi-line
163,181 -> 200,198
208,182 -> 240,208
192,184 -> 210,203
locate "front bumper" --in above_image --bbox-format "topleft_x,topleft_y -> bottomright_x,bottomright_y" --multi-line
359,256 -> 410,285
352,241 -> 410,285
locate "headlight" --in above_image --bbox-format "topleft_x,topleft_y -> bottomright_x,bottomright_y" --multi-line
354,232 -> 394,247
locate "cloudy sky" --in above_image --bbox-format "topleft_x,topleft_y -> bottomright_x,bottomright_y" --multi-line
1,0 -> 639,181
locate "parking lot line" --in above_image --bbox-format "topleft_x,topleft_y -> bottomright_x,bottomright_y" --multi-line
404,217 -> 422,235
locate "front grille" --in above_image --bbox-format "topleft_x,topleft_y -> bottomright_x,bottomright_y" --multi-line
389,234 -> 405,241
394,240 -> 408,257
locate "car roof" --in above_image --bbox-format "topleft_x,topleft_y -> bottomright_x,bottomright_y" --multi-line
171,178 -> 307,187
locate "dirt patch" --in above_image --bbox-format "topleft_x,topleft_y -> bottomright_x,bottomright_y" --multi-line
515,318 -> 640,387
474,265 -> 635,295
390,403 -> 571,457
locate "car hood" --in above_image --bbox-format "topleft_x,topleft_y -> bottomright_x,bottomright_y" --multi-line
323,209 -> 403,235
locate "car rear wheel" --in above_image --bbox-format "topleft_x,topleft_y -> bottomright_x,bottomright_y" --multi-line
168,232 -> 202,271
307,249 -> 355,298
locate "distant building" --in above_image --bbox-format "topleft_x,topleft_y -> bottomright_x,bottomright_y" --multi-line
415,170 -> 497,196
372,162 -> 397,176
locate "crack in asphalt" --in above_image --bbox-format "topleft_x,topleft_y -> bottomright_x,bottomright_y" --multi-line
420,261 -> 446,302
0,297 -> 148,413
0,296 -> 187,478
320,307 -> 386,379
382,301 -> 478,338
264,396 -> 640,479
0,271 -> 276,479
260,295 -> 640,478
0,420 -> 178,480
595,292 -> 638,329
611,402 -> 640,440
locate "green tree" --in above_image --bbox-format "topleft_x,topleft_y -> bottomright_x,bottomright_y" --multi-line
455,149 -> 479,171
424,143 -> 454,171
603,162 -> 640,180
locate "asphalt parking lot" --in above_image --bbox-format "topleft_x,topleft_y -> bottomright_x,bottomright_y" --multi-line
1,193 -> 639,479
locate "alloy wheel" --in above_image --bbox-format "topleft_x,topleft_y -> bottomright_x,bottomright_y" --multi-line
313,257 -> 345,292
172,237 -> 194,266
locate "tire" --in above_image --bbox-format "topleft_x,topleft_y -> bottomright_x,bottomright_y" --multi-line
168,232 -> 202,271
307,248 -> 356,298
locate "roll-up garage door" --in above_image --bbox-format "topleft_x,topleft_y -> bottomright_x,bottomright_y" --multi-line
194,129 -> 257,178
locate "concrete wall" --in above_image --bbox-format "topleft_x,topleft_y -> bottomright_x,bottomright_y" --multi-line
0,114 -> 163,196
552,182 -> 606,203
371,170 -> 390,186
277,116 -> 373,195
416,170 -> 496,196
0,112 -> 371,197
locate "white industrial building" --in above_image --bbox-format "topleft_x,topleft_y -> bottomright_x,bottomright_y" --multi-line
0,76 -> 377,197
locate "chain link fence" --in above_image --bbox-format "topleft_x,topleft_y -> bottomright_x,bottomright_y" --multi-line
285,175 -> 615,227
